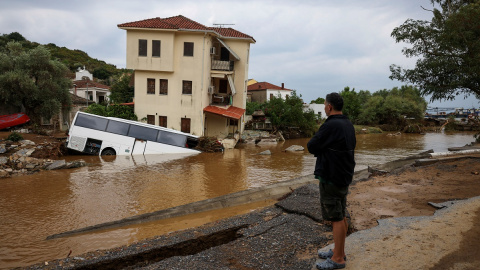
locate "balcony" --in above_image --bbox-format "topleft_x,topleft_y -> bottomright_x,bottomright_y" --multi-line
212,60 -> 234,71
211,93 -> 231,106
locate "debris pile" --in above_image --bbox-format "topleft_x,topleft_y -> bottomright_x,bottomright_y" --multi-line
0,139 -> 85,178
194,137 -> 224,152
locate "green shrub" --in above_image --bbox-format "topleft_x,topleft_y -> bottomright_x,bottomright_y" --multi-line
7,132 -> 23,142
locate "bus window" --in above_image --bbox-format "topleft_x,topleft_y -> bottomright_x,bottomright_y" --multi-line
75,113 -> 108,131
157,131 -> 186,147
106,120 -> 130,136
128,125 -> 158,141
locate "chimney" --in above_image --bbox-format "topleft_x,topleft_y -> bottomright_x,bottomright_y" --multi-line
281,83 -> 284,89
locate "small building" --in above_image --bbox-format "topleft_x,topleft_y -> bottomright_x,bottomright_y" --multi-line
250,110 -> 272,130
247,82 -> 292,103
75,66 -> 93,81
71,78 -> 111,104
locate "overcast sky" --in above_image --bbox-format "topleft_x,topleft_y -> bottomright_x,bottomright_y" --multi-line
1,0 -> 478,108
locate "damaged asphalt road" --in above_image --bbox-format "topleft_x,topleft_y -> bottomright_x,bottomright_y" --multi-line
25,184 -> 331,270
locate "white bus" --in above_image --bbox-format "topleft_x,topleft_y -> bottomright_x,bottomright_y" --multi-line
67,111 -> 200,156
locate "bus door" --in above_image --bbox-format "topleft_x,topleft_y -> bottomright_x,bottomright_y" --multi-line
132,139 -> 147,155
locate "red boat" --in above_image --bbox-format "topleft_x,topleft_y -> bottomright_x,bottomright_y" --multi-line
0,113 -> 31,130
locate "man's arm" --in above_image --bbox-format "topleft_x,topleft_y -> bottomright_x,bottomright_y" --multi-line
307,123 -> 332,155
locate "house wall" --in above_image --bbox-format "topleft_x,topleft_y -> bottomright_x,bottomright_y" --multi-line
305,103 -> 326,119
125,30 -> 175,72
126,28 -> 251,137
220,38 -> 250,134
70,88 -> 111,104
204,113 -> 229,138
128,30 -> 212,136
249,90 -> 267,103
266,89 -> 292,101
75,69 -> 93,81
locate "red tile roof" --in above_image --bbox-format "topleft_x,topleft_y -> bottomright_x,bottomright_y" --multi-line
247,82 -> 292,92
73,80 -> 110,90
203,105 -> 245,120
69,93 -> 90,104
118,15 -> 255,42
118,15 -> 209,30
209,27 -> 255,41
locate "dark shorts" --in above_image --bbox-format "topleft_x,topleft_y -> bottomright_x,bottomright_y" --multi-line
318,179 -> 348,222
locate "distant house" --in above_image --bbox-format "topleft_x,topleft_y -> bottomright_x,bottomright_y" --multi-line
71,78 -> 111,104
117,15 -> 255,139
304,103 -> 326,120
247,82 -> 292,103
69,67 -> 111,104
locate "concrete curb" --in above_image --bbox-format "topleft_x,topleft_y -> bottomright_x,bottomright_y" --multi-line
46,174 -> 318,240
429,149 -> 480,158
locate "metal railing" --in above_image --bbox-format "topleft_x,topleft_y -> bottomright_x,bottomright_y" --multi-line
211,60 -> 234,71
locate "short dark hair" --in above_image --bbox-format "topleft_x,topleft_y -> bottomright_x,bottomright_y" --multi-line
326,92 -> 344,111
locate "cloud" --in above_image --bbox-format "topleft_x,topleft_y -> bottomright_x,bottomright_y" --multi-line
0,0 -> 477,107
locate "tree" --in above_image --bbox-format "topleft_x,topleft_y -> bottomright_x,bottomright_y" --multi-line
390,0 -> 480,101
93,66 -> 113,80
109,73 -> 134,103
0,42 -> 71,123
263,91 -> 317,136
246,101 -> 264,115
357,86 -> 427,126
85,103 -> 137,120
340,87 -> 361,123
310,97 -> 325,104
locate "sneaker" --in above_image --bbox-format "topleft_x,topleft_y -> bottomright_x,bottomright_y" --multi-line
317,249 -> 347,261
316,258 -> 346,270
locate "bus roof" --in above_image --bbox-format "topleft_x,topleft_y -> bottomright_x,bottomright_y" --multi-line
76,111 -> 199,138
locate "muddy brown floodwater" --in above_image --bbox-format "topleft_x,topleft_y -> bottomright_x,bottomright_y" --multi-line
0,132 -> 476,269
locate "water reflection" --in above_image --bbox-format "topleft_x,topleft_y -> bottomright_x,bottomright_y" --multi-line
0,132 -> 476,269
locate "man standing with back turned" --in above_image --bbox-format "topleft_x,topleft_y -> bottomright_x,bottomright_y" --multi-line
307,93 -> 356,270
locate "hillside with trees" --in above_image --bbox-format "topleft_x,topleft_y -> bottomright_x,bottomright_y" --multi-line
0,32 -> 127,84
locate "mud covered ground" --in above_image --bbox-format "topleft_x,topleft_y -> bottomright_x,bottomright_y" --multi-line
349,157 -> 480,230
0,131 -> 68,159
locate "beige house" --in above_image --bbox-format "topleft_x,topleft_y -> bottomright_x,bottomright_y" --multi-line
118,15 -> 255,139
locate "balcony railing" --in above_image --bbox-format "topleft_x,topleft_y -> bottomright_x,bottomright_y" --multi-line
211,94 -> 231,106
212,60 -> 234,71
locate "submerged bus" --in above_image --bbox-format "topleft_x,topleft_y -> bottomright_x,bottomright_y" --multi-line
67,112 -> 200,156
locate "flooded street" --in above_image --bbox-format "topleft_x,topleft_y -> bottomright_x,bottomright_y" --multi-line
0,132 -> 476,269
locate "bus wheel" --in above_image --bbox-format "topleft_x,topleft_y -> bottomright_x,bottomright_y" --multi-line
101,149 -> 116,156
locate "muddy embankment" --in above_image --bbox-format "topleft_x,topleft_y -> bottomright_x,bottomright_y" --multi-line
0,131 -> 86,178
